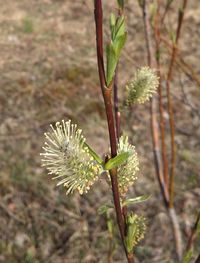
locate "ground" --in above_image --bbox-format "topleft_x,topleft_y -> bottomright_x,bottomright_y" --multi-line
0,1 -> 199,262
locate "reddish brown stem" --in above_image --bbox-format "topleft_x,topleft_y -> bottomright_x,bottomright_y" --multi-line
114,66 -> 120,140
142,1 -> 183,261
94,1 -> 133,262
150,98 -> 169,206
94,0 -> 106,91
160,36 -> 200,86
166,80 -> 175,206
142,0 -> 169,205
142,0 -> 154,66
167,0 -> 188,208
154,1 -> 169,189
104,89 -> 125,239
160,0 -> 174,25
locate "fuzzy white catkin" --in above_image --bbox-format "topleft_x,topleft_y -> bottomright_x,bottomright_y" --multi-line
40,120 -> 101,195
127,67 -> 159,104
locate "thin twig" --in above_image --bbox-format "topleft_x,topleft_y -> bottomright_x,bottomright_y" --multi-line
179,76 -> 200,118
142,0 -> 169,205
168,207 -> 183,262
161,36 -> 200,86
159,0 -> 188,260
161,0 -> 175,25
142,1 -> 183,261
185,212 -> 200,253
156,0 -> 185,260
167,0 -> 188,209
154,0 -> 169,189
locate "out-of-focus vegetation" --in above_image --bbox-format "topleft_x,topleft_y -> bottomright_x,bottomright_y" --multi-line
0,1 -> 199,262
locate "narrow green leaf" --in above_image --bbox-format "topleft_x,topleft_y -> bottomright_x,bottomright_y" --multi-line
125,223 -> 137,253
117,0 -> 124,9
123,195 -> 151,206
104,152 -> 130,170
107,218 -> 114,234
107,14 -> 126,86
110,13 -> 116,41
98,204 -> 114,215
106,43 -> 117,86
84,142 -> 103,165
115,16 -> 125,39
110,13 -> 116,27
115,33 -> 127,59
182,249 -> 193,263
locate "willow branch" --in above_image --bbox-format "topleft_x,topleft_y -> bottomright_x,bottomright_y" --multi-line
114,66 -> 120,140
94,2 -> 134,262
154,0 -> 169,189
167,0 -> 188,208
142,1 -> 183,261
142,0 -> 169,205
161,36 -> 200,86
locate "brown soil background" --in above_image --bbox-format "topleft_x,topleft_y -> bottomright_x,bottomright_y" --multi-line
0,1 -> 199,262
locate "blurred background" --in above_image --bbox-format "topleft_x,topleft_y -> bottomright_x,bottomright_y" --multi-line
0,1 -> 199,262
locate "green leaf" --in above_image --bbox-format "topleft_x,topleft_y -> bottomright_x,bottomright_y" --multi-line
84,142 -> 103,165
125,223 -> 137,253
115,16 -> 125,39
104,152 -> 130,170
125,213 -> 146,253
106,14 -> 126,86
106,33 -> 126,85
182,249 -> 193,263
110,13 -> 116,41
98,204 -> 114,215
115,33 -> 127,59
117,0 -> 124,9
110,13 -> 116,27
107,218 -> 114,234
110,15 -> 125,41
122,195 -> 151,206
106,43 -> 117,86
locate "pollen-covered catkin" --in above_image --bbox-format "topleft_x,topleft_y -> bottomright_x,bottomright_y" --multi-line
40,120 -> 101,195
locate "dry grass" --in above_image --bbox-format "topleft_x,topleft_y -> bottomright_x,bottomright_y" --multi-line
0,1 -> 199,262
